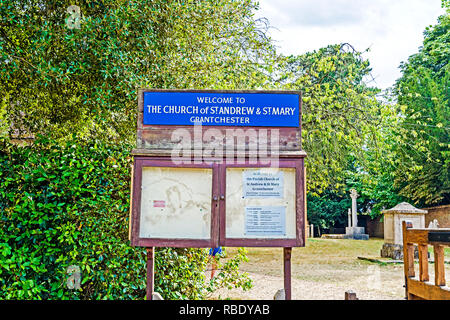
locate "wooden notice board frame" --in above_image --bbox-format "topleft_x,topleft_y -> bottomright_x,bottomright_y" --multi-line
129,157 -> 220,248
129,156 -> 306,248
219,158 -> 306,248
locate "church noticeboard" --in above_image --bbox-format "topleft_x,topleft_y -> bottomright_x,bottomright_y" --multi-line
129,89 -> 306,248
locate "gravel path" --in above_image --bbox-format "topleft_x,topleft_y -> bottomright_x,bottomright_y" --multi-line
212,266 -> 406,300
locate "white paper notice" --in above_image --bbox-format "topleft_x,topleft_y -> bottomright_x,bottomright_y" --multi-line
245,206 -> 286,236
243,170 -> 284,198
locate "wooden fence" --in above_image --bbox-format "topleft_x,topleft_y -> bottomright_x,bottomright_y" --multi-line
402,221 -> 450,300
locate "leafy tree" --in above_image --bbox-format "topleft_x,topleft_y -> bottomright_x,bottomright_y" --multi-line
343,151 -> 409,218
307,191 -> 350,230
391,4 -> 449,206
0,0 -> 276,142
277,44 -> 390,195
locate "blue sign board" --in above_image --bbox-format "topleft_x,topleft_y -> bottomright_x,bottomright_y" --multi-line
143,91 -> 300,127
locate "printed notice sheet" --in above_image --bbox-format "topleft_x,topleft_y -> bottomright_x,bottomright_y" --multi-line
243,170 -> 284,198
245,206 -> 286,236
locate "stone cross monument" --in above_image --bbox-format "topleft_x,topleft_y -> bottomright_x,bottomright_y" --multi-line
344,189 -> 369,240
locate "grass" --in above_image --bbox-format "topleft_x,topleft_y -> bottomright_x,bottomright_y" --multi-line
223,238 -> 390,280
226,237 -> 386,266
428,245 -> 450,257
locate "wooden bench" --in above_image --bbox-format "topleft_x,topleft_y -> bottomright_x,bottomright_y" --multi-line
402,221 -> 450,300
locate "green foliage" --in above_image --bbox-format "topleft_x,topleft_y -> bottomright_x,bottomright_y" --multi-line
0,136 -> 139,299
278,44 -> 385,195
307,191 -> 350,229
0,0 -> 276,142
0,137 -> 250,299
206,248 -> 252,296
342,145 -> 410,218
0,93 -> 8,138
154,247 -> 251,300
344,168 -> 408,218
154,248 -> 208,300
391,9 -> 449,206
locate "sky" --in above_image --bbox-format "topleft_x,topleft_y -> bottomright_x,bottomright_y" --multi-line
256,0 -> 446,90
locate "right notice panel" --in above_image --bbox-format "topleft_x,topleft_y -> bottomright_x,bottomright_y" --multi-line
225,167 -> 297,240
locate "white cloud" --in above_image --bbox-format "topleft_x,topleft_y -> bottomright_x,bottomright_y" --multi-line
258,0 -> 368,27
256,0 -> 446,89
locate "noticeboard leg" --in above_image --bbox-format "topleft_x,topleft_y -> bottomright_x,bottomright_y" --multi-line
146,247 -> 154,300
284,247 -> 292,300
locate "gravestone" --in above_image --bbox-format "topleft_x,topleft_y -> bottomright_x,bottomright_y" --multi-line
380,202 -> 428,259
348,208 -> 351,230
274,289 -> 286,300
344,189 -> 369,240
428,219 -> 439,229
152,292 -> 164,300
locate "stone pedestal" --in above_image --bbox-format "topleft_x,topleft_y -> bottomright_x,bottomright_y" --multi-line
344,226 -> 369,240
380,243 -> 419,260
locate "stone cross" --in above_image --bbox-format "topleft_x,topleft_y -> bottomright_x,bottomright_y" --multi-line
350,189 -> 358,228
348,208 -> 352,227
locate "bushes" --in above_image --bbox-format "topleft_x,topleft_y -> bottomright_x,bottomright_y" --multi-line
0,137 -> 251,299
306,191 -> 350,230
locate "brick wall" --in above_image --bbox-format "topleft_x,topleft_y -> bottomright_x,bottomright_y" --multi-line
366,215 -> 384,238
423,204 -> 450,228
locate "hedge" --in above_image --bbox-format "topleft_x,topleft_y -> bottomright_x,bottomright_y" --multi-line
0,136 -> 251,299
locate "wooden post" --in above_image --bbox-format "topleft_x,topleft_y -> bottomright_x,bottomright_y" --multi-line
418,244 -> 429,282
284,247 -> 292,300
433,244 -> 446,286
402,221 -> 414,299
345,290 -> 358,300
304,166 -> 307,239
146,247 -> 154,300
402,221 -> 415,278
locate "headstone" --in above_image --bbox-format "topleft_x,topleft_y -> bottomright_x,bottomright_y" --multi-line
428,219 -> 439,229
380,202 -> 428,259
344,189 -> 369,240
348,208 -> 352,227
274,289 -> 286,300
152,292 -> 164,300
